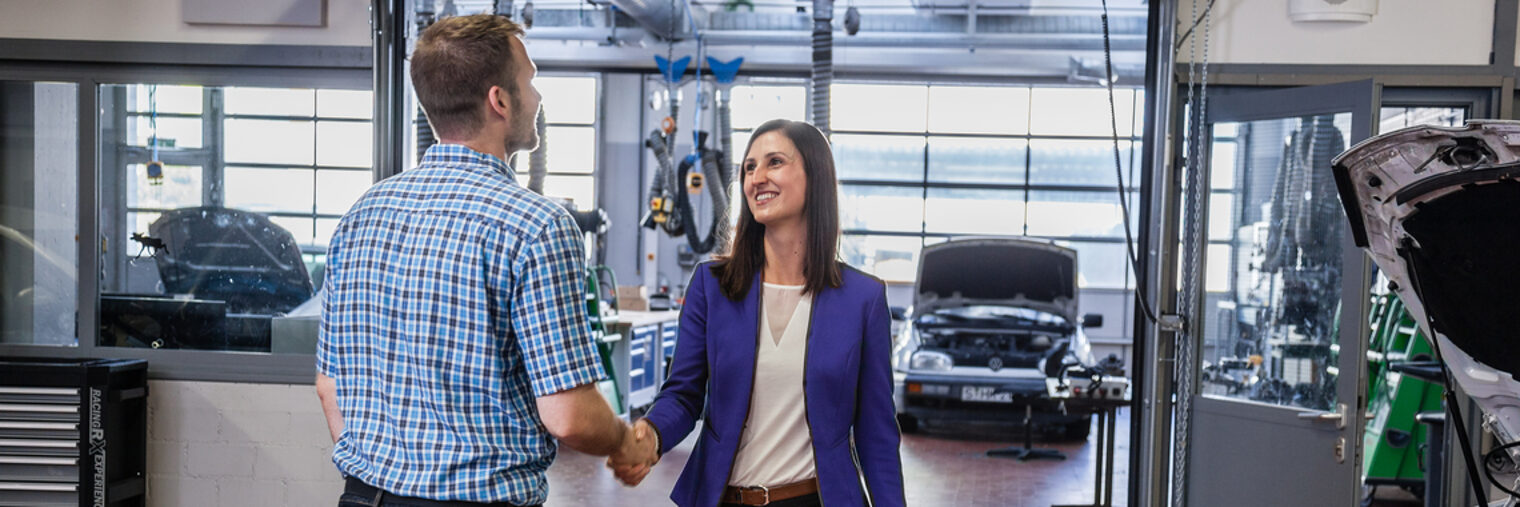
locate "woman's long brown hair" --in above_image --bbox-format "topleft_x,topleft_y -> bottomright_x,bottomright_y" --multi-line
712,119 -> 842,300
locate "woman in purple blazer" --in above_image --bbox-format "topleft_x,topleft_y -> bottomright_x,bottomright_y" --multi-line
613,119 -> 905,507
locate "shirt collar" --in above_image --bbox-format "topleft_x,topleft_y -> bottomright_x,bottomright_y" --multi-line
420,143 -> 518,180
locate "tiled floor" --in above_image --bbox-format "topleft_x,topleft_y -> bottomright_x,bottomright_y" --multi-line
545,410 -> 1130,506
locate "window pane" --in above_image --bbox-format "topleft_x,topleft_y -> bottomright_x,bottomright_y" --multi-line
927,86 -> 1029,135
315,218 -> 342,247
225,87 -> 315,116
317,89 -> 373,119
543,125 -> 596,174
1029,139 -> 1134,186
1208,193 -> 1235,241
316,170 -> 371,215
831,84 -> 927,132
130,116 -> 203,149
2,81 -> 79,347
1026,191 -> 1129,238
924,188 -> 1024,236
536,76 -> 597,125
129,84 -> 202,115
541,174 -> 595,207
841,185 -> 923,233
730,85 -> 806,129
270,216 -> 316,246
1055,241 -> 1132,289
1029,87 -> 1139,137
1210,140 -> 1237,189
127,164 -> 202,210
1206,243 -> 1231,293
316,121 -> 373,168
833,134 -> 924,182
841,234 -> 922,282
225,119 -> 315,165
927,137 -> 1025,184
225,167 -> 314,214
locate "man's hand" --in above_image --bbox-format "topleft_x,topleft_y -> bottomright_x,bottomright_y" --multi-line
606,419 -> 659,486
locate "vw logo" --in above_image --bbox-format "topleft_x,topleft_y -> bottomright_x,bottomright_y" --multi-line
988,357 -> 1003,372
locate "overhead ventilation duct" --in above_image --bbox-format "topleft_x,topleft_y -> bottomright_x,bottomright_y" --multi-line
607,0 -> 696,39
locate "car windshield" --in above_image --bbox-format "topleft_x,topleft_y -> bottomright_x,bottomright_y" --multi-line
915,305 -> 1070,330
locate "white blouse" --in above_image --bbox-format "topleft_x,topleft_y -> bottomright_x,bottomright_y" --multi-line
728,282 -> 818,487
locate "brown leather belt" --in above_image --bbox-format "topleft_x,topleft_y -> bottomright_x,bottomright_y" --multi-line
721,478 -> 819,506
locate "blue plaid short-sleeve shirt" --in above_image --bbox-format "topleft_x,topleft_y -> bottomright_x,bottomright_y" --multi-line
317,144 -> 605,504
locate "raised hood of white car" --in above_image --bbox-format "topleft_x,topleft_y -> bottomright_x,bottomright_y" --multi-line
914,238 -> 1078,323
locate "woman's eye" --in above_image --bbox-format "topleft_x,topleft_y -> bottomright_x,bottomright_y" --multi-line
770,157 -> 783,166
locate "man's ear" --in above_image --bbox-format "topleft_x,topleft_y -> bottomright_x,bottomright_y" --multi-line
485,85 -> 512,120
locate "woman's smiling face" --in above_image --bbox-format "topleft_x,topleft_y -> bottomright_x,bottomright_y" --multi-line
742,131 -> 809,228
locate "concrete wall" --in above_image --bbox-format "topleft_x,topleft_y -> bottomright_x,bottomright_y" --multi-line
1176,0 -> 1496,66
0,0 -> 371,46
146,380 -> 342,506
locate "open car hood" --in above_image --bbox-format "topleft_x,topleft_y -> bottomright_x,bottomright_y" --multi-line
913,237 -> 1078,323
1333,120 -> 1520,441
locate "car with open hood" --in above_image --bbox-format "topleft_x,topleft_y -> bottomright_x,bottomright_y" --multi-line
891,237 -> 1115,439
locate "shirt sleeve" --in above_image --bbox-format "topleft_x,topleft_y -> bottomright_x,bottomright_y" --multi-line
315,225 -> 343,378
510,213 -> 607,397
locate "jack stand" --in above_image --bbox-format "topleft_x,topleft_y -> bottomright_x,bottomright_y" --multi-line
988,405 -> 1066,461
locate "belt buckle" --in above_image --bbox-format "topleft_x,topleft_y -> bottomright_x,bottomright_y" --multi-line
750,484 -> 771,505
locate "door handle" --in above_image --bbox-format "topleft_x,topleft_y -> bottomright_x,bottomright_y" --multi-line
1296,403 -> 1348,430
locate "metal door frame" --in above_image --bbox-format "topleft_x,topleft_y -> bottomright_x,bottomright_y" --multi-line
1177,79 -> 1379,507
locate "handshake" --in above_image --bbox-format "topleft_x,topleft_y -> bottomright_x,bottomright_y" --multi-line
607,418 -> 661,486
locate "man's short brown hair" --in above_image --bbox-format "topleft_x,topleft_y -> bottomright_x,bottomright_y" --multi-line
409,15 -> 526,139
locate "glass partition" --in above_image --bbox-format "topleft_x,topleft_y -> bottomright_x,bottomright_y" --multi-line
1,81 -> 80,347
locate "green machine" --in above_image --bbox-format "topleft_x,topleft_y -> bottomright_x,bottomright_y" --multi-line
586,264 -> 624,414
1362,292 -> 1444,501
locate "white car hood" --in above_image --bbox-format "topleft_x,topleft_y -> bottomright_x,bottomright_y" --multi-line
1333,120 -> 1520,441
913,237 -> 1079,323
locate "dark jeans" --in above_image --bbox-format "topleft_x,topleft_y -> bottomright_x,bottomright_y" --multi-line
338,477 -> 539,507
719,492 -> 822,507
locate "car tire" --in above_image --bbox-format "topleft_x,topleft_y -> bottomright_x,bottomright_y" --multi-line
1063,416 -> 1093,441
896,413 -> 920,434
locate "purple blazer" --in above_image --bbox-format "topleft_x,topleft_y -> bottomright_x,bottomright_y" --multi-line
643,262 -> 906,507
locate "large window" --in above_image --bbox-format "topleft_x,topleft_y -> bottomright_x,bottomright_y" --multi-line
733,82 -> 1144,287
509,75 -> 601,207
96,83 -> 375,352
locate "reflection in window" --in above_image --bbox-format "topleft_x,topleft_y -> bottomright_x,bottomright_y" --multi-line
97,83 -> 374,354
1,81 -> 80,347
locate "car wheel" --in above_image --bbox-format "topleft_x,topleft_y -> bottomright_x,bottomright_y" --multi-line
896,413 -> 920,434
1064,416 -> 1093,441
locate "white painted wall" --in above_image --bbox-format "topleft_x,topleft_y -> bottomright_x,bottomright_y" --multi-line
1176,0 -> 1495,66
0,0 -> 371,46
146,380 -> 343,506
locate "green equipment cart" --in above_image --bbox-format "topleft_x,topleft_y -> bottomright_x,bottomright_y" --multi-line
1361,292 -> 1443,503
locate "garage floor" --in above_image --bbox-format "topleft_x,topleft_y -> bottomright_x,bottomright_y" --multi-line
546,409 -> 1131,506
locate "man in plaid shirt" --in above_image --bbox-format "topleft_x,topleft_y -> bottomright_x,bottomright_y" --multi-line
315,14 -> 654,506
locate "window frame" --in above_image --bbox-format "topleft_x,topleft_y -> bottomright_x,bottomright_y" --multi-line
0,47 -> 370,384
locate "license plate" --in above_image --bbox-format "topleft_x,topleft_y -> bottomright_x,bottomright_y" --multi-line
960,385 -> 1013,403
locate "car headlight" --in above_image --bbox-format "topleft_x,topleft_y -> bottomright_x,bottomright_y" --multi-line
910,350 -> 953,372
